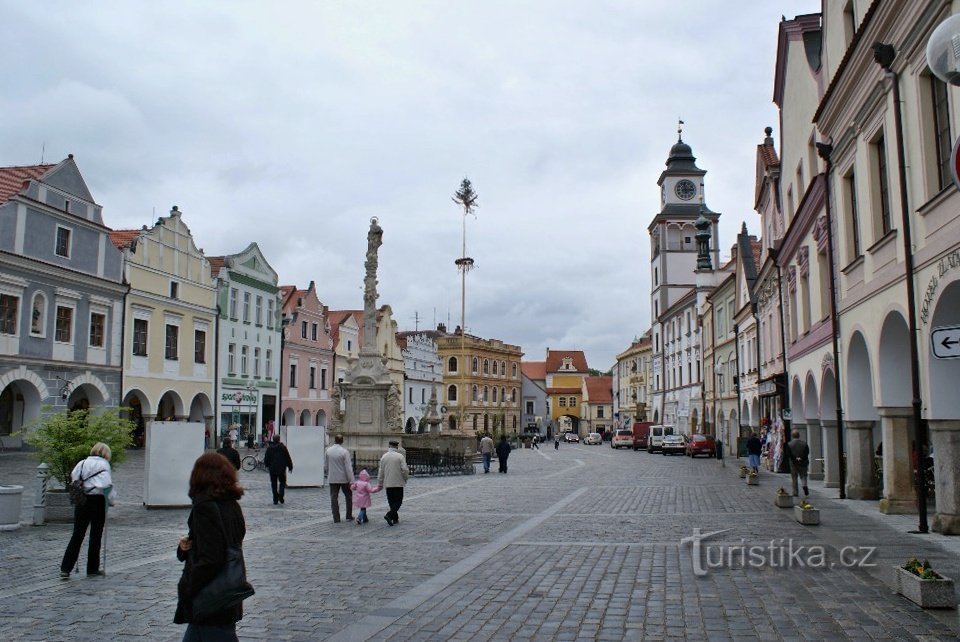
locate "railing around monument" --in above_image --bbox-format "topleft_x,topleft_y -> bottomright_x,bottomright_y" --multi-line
352,447 -> 475,477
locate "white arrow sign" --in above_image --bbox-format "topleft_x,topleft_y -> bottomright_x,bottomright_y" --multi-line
931,325 -> 960,359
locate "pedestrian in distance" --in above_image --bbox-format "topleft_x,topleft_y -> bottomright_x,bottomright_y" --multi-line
495,435 -> 512,473
350,469 -> 380,524
532,434 -> 540,450
216,438 -> 241,471
554,436 -> 560,450
263,435 -> 293,505
175,452 -> 249,642
746,432 -> 763,474
324,434 -> 355,522
787,429 -> 810,497
479,433 -> 495,473
60,442 -> 115,579
378,440 -> 409,526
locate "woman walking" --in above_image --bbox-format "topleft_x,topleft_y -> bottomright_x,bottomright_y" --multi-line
175,452 -> 248,642
60,442 -> 115,579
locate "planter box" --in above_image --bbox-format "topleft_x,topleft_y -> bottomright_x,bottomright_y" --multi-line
775,494 -> 794,508
746,476 -> 758,486
0,485 -> 23,531
45,489 -> 74,523
738,469 -> 748,478
794,506 -> 820,525
895,567 -> 956,609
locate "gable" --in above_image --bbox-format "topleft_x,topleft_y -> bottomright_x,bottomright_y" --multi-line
41,158 -> 95,204
227,242 -> 278,286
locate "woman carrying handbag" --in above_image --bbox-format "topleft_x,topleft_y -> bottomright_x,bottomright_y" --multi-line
175,453 -> 253,642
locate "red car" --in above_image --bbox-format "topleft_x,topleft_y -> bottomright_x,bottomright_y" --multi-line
685,433 -> 716,458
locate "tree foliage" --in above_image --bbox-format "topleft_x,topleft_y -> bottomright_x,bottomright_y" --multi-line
24,408 -> 135,486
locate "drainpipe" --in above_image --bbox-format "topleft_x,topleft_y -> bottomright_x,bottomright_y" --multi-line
872,42 -> 928,532
214,300 -> 221,448
773,251 -> 792,441
733,322 -> 743,457
815,143 -> 848,500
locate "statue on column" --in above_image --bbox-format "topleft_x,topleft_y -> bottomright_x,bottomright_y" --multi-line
362,218 -> 383,352
386,383 -> 402,432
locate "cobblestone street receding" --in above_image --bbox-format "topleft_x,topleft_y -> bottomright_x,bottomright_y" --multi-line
1,445 -> 959,641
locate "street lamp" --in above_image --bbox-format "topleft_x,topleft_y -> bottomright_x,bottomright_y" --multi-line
926,14 -> 960,85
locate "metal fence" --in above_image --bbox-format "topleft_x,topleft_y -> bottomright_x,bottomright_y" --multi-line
352,448 -> 476,477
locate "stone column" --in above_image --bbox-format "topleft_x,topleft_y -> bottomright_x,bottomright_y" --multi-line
806,419 -> 823,479
820,419 -> 840,488
845,420 -> 879,500
929,420 -> 960,535
878,406 -> 916,515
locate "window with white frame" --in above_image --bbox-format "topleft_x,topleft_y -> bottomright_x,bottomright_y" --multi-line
311,323 -> 318,341
165,324 -> 178,360
195,329 -> 206,363
301,321 -> 308,339
229,288 -> 238,319
133,318 -> 148,356
0,294 -> 18,335
309,366 -> 316,389
289,363 -> 297,387
254,347 -> 261,377
55,226 -> 71,258
89,312 -> 106,348
243,292 -> 251,323
267,298 -> 275,328
55,305 -> 73,343
265,349 -> 272,377
241,345 -> 248,375
228,343 -> 236,373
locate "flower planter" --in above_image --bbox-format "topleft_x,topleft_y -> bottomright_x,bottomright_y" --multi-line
775,494 -> 794,508
0,485 -> 24,531
738,468 -> 747,478
794,506 -> 820,525
746,475 -> 758,486
895,567 -> 956,609
44,489 -> 74,523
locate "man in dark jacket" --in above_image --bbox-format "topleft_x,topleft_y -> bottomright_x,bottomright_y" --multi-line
495,435 -> 512,474
746,432 -> 763,474
263,435 -> 294,505
216,438 -> 241,470
787,429 -> 811,497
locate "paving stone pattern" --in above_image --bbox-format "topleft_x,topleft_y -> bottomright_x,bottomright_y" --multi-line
0,445 -> 958,640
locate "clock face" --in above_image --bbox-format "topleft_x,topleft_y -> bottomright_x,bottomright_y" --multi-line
675,179 -> 697,201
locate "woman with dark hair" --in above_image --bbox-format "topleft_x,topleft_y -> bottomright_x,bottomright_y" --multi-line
174,452 -> 247,642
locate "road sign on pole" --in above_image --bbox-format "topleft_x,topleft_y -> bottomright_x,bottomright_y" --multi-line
931,325 -> 960,359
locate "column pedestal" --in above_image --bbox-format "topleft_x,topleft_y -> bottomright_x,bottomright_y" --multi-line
878,406 -> 916,515
820,419 -> 840,488
846,420 -> 879,500
806,419 -> 823,480
929,419 -> 960,535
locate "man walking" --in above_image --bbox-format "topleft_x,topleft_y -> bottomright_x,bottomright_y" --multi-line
787,429 -> 810,497
495,435 -> 512,474
216,437 -> 241,470
324,434 -> 355,523
263,435 -> 294,505
479,433 -> 495,473
378,440 -> 409,526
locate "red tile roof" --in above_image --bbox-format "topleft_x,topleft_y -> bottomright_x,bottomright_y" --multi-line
522,361 -> 546,380
208,256 -> 226,277
758,143 -> 779,168
109,229 -> 140,249
327,310 -> 361,348
585,376 -> 613,403
0,164 -> 56,204
545,350 -> 588,373
750,240 -> 763,272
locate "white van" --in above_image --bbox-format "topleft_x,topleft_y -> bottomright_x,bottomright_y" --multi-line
647,425 -> 674,453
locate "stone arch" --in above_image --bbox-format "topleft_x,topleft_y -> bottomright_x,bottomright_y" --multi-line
791,377 -> 805,423
67,372 -> 110,405
878,310 -> 911,408
299,409 -> 311,426
845,330 -> 877,420
0,373 -> 44,441
282,407 -> 295,426
157,389 -> 184,420
315,410 -> 326,427
405,417 -> 416,433
821,368 -> 837,419
0,366 -> 49,400
927,279 -> 960,419
188,393 -> 212,422
447,384 -> 458,402
122,388 -> 151,417
804,372 -> 819,420
741,400 -> 750,427
750,397 -> 760,427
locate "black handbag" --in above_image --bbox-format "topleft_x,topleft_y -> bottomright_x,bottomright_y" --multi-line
190,503 -> 255,619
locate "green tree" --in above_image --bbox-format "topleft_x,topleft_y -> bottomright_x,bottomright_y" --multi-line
25,408 -> 135,486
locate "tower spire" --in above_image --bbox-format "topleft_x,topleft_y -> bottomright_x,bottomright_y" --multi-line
677,118 -> 685,142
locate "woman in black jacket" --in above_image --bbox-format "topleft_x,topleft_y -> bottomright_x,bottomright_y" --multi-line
175,452 -> 247,642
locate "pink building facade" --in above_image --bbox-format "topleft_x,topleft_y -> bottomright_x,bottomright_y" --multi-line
279,281 -> 334,428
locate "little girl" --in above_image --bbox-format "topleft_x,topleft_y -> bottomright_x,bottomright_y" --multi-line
350,469 -> 380,524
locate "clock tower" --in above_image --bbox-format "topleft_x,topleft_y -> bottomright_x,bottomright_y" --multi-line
648,127 -> 721,322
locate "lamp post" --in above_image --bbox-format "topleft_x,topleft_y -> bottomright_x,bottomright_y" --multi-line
246,381 -> 257,448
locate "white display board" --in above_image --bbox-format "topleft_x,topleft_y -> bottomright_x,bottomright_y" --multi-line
144,421 -> 206,507
284,425 -> 326,488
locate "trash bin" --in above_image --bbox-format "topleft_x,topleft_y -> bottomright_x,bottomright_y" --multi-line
0,485 -> 24,531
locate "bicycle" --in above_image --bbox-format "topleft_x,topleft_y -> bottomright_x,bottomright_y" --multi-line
241,451 -> 266,472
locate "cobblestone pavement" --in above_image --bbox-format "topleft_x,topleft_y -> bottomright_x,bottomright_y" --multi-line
1,444 -> 959,641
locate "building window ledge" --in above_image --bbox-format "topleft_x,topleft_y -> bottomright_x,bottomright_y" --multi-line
841,255 -> 865,275
866,229 -> 897,255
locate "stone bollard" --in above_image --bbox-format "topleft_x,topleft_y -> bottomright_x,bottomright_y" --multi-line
33,463 -> 49,526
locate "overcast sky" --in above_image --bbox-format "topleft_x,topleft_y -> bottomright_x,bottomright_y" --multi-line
3,1 -> 820,370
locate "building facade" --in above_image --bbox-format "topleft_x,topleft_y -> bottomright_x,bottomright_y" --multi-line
520,361 -> 547,436
0,157 -> 125,447
210,243 -> 281,446
613,335 -> 652,431
581,375 -> 613,436
279,281 -> 334,428
396,330 -> 442,432
112,206 -> 217,446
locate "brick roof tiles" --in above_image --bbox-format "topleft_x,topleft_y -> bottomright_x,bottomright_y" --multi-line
521,361 -> 546,381
109,229 -> 140,249
545,350 -> 588,373
585,376 -> 613,403
0,164 -> 55,204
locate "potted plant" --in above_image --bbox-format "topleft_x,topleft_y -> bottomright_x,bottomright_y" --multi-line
794,499 -> 820,525
24,408 -> 134,522
738,464 -> 748,478
896,559 -> 956,609
775,487 -> 793,508
746,470 -> 759,485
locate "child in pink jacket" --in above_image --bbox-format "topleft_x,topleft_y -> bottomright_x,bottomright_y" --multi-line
350,469 -> 381,524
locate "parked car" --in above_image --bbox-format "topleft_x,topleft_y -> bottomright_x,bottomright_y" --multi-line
563,432 -> 580,443
685,433 -> 717,458
647,425 -> 672,453
584,432 -> 602,445
661,434 -> 686,455
611,429 -> 634,449
632,422 -> 652,450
